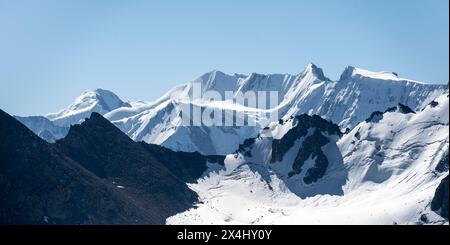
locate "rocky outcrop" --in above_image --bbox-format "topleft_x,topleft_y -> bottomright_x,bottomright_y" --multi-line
431,175 -> 449,219
365,111 -> 384,123
289,129 -> 330,184
271,114 -> 341,163
435,151 -> 449,173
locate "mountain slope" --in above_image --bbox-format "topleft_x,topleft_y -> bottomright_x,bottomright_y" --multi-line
107,64 -> 445,155
17,89 -> 131,143
1,108 -> 226,224
18,65 -> 447,156
167,92 -> 449,225
55,112 -> 210,222
0,109 -> 156,224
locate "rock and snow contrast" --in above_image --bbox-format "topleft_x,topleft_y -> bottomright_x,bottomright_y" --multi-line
7,64 -> 448,225
167,92 -> 449,225
15,88 -> 131,142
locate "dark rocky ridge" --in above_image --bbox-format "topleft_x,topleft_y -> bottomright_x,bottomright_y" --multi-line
1,110 -> 218,224
55,113 -> 208,223
0,109 -> 155,224
431,175 -> 449,219
365,111 -> 384,123
435,151 -> 449,173
234,114 -> 342,185
271,114 -> 342,163
270,114 -> 342,184
139,143 -> 225,183
385,103 -> 415,114
289,129 -> 331,184
365,103 -> 417,125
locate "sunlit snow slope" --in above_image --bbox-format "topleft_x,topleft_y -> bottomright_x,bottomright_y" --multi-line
17,64 -> 446,155
167,92 -> 449,225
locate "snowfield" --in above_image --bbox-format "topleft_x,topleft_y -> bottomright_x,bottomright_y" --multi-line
167,92 -> 449,225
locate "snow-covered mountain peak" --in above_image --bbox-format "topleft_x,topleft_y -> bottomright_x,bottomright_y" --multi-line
87,88 -> 131,110
303,63 -> 329,81
46,88 -> 130,126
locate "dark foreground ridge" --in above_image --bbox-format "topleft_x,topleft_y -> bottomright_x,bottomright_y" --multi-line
0,110 -> 221,224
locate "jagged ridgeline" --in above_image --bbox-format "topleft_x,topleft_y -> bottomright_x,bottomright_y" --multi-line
16,64 -> 447,155
234,114 -> 343,185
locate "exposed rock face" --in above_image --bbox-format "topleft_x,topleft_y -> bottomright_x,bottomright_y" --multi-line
365,111 -> 384,123
271,114 -> 341,163
431,175 -> 449,219
435,151 -> 449,173
429,101 -> 439,108
290,129 -> 330,184
385,103 -> 415,114
397,103 -> 416,114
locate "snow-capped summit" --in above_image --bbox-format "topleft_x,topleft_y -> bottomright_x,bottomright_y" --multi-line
282,65 -> 447,129
303,62 -> 330,82
340,66 -> 418,83
47,88 -> 130,126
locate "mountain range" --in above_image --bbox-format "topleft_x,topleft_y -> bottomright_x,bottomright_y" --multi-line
16,64 -> 447,155
2,63 -> 448,224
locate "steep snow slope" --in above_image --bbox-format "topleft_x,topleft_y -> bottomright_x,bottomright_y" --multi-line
278,65 -> 446,129
102,64 -> 445,155
167,92 -> 449,225
108,100 -> 262,154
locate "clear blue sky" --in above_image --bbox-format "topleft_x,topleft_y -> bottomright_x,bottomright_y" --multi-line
0,0 -> 448,116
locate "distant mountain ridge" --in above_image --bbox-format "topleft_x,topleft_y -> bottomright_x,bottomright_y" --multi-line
1,88 -> 447,224
16,64 -> 447,155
